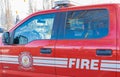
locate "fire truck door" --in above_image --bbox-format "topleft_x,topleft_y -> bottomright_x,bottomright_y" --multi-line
1,13 -> 58,77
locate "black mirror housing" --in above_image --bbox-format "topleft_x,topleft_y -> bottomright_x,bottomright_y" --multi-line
2,32 -> 10,44
0,28 -> 4,33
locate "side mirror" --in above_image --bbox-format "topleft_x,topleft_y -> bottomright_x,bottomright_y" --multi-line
0,28 -> 4,33
2,32 -> 10,44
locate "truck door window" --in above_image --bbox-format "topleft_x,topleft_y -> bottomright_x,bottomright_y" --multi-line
13,13 -> 56,44
64,9 -> 109,39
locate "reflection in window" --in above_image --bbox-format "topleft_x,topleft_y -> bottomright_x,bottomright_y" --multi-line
65,9 -> 109,39
14,13 -> 55,44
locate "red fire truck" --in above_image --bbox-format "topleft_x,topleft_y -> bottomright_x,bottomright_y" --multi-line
0,2 -> 120,77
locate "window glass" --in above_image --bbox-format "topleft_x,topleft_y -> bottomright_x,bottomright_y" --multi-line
64,9 -> 109,39
14,13 -> 55,44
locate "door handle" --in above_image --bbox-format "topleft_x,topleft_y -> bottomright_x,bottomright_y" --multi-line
40,48 -> 52,54
3,66 -> 10,69
96,49 -> 112,56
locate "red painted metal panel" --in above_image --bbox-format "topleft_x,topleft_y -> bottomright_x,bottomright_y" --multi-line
55,5 -> 117,77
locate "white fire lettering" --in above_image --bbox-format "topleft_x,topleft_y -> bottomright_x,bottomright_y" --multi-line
68,58 -> 99,70
90,60 -> 99,70
69,58 -> 76,68
81,59 -> 90,69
